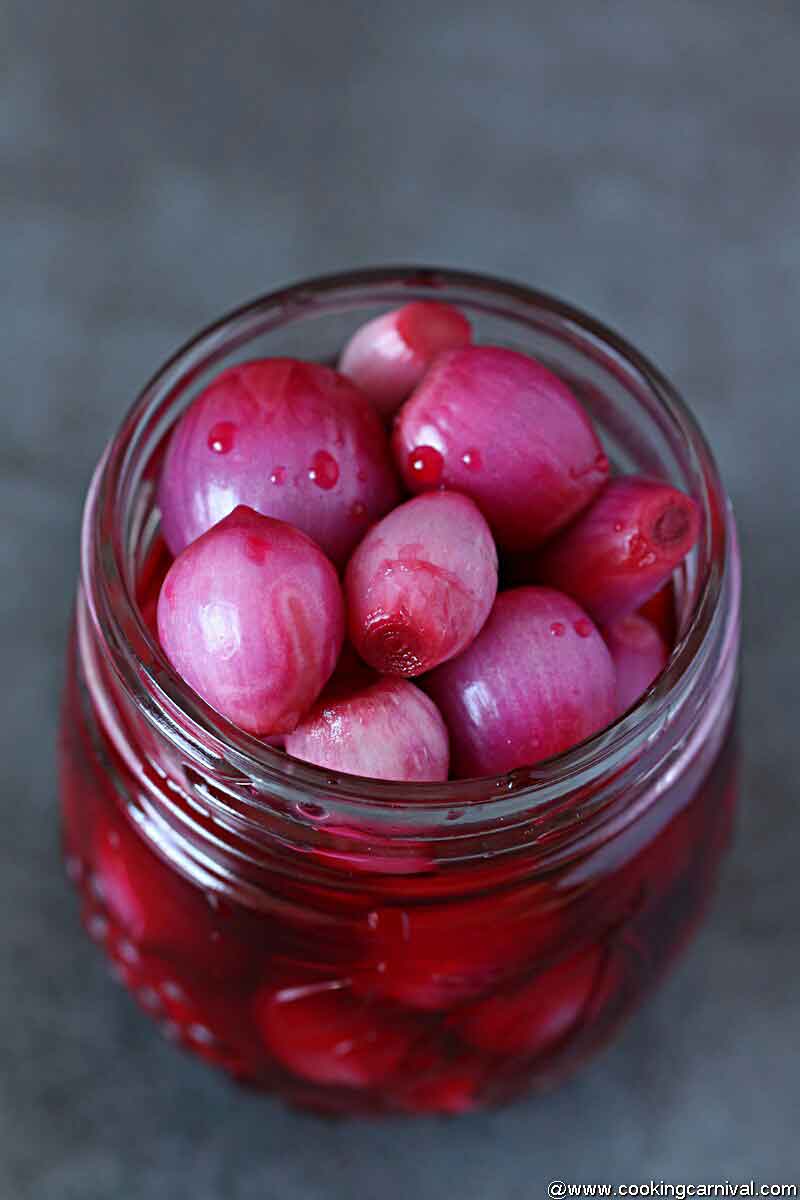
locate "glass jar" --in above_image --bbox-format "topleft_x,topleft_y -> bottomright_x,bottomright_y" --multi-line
59,267 -> 740,1117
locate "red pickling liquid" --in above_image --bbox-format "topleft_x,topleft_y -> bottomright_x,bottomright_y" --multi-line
59,536 -> 737,1116
308,450 -> 339,490
406,445 -> 444,487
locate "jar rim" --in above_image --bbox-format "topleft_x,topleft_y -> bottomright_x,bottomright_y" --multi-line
82,265 -> 734,826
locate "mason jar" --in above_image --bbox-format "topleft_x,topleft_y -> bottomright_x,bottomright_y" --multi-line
59,267 -> 740,1117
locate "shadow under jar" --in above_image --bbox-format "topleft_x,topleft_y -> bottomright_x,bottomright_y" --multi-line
59,268 -> 740,1117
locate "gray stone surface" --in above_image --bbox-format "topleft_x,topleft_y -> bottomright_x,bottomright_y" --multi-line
2,1 -> 798,1194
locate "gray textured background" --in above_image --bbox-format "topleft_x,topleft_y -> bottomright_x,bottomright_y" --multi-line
3,1 -> 799,1195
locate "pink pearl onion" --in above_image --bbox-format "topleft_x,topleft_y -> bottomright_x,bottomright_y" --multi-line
451,945 -> 605,1056
285,676 -> 449,782
534,475 -> 700,625
393,346 -> 608,552
424,587 -> 617,777
338,301 -> 471,418
254,980 -> 420,1087
157,505 -> 344,735
345,490 -> 498,676
604,613 -> 669,715
158,358 -> 399,566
